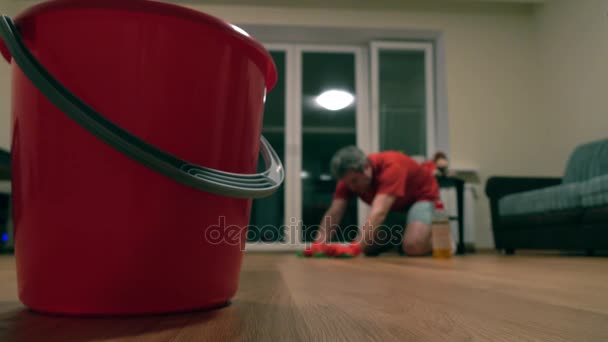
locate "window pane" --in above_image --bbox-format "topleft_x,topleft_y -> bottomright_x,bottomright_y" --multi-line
378,50 -> 427,157
301,51 -> 358,243
248,51 -> 285,243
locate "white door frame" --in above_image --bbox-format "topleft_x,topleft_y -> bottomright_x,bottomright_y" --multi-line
370,41 -> 436,159
246,44 -> 298,252
246,44 -> 369,251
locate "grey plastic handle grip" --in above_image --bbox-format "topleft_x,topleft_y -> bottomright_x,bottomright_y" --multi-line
0,16 -> 284,199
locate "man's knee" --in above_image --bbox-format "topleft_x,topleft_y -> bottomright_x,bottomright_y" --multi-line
402,239 -> 430,256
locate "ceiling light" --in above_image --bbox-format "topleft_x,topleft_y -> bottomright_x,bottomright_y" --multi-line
315,90 -> 354,111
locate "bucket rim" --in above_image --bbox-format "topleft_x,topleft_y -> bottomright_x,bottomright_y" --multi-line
14,0 -> 278,90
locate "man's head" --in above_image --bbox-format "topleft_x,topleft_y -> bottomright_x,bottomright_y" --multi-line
330,146 -> 373,194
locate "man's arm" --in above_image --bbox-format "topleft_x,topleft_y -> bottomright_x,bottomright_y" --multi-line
358,193 -> 396,250
314,199 -> 348,244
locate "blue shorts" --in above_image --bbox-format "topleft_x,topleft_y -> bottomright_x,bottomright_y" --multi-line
405,201 -> 434,225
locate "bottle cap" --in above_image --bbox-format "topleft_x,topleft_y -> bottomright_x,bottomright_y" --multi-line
435,201 -> 444,210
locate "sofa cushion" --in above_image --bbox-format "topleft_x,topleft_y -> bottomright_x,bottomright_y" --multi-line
499,182 -> 583,216
563,138 -> 608,184
581,174 -> 608,207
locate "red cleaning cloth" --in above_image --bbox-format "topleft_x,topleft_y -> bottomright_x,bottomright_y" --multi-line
302,242 -> 325,257
324,242 -> 362,257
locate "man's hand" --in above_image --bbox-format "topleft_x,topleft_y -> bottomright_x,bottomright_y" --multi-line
360,193 -> 395,249
315,199 -> 347,244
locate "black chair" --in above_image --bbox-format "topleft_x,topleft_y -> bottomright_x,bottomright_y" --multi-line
436,176 -> 466,255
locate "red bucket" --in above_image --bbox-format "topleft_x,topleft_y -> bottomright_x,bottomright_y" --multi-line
0,0 -> 283,315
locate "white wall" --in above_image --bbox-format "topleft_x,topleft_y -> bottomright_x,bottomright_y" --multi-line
536,0 -> 608,171
0,61 -> 10,150
0,62 -> 8,150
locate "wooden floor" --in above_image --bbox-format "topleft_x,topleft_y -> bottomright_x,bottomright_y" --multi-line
0,253 -> 608,341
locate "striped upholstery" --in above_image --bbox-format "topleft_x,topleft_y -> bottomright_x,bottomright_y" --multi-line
498,138 -> 608,216
563,138 -> 608,184
581,174 -> 608,207
499,182 -> 584,216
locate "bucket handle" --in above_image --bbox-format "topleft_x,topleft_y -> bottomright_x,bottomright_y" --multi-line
0,16 -> 284,199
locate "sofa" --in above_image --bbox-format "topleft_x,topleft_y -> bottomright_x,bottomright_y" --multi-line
485,138 -> 608,255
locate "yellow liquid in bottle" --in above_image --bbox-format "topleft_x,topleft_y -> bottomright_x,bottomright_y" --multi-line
432,219 -> 452,259
433,248 -> 453,259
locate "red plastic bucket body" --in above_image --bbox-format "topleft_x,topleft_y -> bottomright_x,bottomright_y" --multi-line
7,0 -> 276,315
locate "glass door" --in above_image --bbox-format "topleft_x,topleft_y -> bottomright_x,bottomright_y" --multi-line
371,42 -> 436,160
297,46 -> 366,244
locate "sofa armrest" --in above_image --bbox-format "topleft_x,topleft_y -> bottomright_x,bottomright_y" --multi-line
485,176 -> 562,201
485,176 -> 562,245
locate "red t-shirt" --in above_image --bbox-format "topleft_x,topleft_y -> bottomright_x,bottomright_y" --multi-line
334,151 -> 439,211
